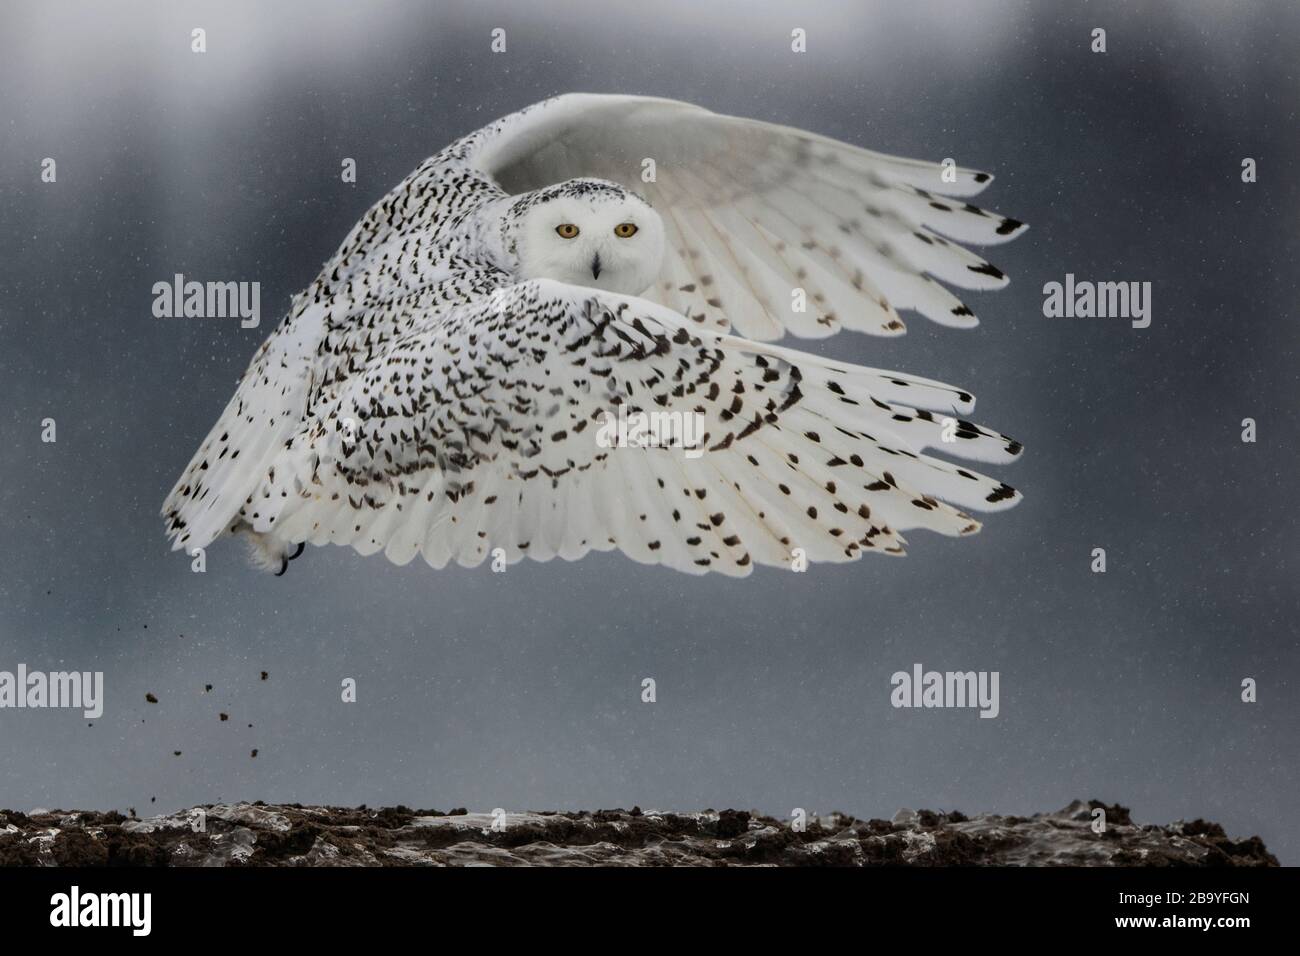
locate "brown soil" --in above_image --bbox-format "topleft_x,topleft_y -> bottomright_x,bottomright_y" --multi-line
0,799 -> 1278,867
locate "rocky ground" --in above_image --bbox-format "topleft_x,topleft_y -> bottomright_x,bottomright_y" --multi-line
0,799 -> 1278,867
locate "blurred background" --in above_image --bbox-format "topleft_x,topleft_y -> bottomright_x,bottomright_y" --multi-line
1,0 -> 1297,861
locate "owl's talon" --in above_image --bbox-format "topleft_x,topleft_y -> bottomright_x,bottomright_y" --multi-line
275,558 -> 288,577
288,542 -> 305,561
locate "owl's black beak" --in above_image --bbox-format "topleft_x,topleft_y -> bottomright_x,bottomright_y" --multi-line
590,254 -> 602,280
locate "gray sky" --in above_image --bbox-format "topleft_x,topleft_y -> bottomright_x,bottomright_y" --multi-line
1,0 -> 1297,862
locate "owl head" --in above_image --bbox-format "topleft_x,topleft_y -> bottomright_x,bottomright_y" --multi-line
509,179 -> 665,295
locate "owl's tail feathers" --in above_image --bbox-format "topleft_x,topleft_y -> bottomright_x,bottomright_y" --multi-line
160,304 -> 326,564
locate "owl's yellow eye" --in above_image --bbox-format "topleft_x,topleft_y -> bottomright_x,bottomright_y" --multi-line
555,223 -> 580,239
614,222 -> 639,238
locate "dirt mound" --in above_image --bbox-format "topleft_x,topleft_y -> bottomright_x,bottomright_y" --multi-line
0,799 -> 1278,867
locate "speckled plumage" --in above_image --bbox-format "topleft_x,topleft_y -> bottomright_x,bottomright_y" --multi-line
162,93 -> 1027,576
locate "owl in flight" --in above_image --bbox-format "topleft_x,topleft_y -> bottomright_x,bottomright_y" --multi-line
162,94 -> 1027,577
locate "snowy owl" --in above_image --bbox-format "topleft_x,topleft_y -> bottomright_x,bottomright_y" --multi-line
162,94 -> 1027,577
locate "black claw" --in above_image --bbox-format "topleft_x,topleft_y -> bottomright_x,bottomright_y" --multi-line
275,558 -> 288,577
288,542 -> 305,561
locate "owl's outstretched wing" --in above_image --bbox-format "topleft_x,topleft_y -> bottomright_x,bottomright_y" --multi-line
469,93 -> 1027,342
235,279 -> 1021,576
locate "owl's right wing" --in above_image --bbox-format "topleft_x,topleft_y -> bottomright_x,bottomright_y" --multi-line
468,93 -> 1027,342
233,279 -> 1021,576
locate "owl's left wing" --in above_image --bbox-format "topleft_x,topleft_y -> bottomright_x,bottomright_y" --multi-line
237,280 -> 1021,576
469,93 -> 1027,342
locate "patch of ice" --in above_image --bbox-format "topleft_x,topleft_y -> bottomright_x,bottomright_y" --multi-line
208,804 -> 292,832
